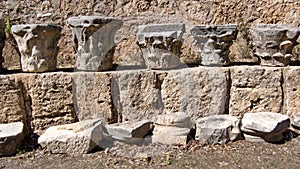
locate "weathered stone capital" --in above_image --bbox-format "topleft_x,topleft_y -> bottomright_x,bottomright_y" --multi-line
251,24 -> 300,66
190,24 -> 238,66
11,24 -> 62,72
66,16 -> 123,71
137,23 -> 186,69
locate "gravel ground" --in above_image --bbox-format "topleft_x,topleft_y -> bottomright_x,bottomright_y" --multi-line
1,136 -> 300,169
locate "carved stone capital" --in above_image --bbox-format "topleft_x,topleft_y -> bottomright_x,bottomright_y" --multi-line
11,24 -> 62,72
190,24 -> 238,66
251,24 -> 300,66
137,23 -> 185,69
67,16 -> 123,71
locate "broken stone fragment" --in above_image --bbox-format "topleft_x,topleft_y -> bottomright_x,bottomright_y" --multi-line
66,16 -> 123,71
241,112 -> 290,143
11,24 -> 62,72
137,23 -> 185,69
291,114 -> 300,129
195,115 -> 241,144
105,120 -> 151,143
190,24 -> 238,66
152,112 -> 192,145
38,118 -> 105,154
0,122 -> 25,157
251,24 -> 300,66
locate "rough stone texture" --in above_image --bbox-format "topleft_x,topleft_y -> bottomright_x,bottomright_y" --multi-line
0,122 -> 24,157
105,120 -> 151,142
19,73 -> 76,135
291,114 -> 300,129
0,19 -> 5,70
190,24 -> 238,66
161,67 -> 229,121
229,66 -> 283,117
152,112 -> 192,145
112,70 -> 164,122
2,1 -> 300,69
66,16 -> 123,71
72,72 -> 116,123
251,24 -> 299,66
11,24 -> 62,72
195,115 -> 241,144
241,112 -> 290,143
0,76 -> 27,126
137,23 -> 185,69
38,118 -> 105,154
284,67 -> 300,117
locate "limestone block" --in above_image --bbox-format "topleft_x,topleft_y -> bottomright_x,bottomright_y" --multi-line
251,24 -> 299,66
0,122 -> 24,157
105,120 -> 151,142
152,112 -> 192,145
11,24 -> 62,72
190,24 -> 238,66
229,66 -> 283,117
137,23 -> 185,69
28,73 -> 76,134
195,115 -> 241,144
161,67 -> 229,121
0,19 -> 5,70
66,16 -> 123,71
112,70 -> 164,121
241,112 -> 290,142
0,75 -> 27,125
291,114 -> 300,129
284,67 -> 300,117
72,72 -> 116,123
38,118 -> 105,154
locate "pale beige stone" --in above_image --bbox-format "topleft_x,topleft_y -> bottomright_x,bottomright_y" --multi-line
38,118 -> 105,154
112,70 -> 164,121
72,72 -> 116,123
0,75 -> 27,125
161,67 -> 229,121
229,66 -> 283,117
284,67 -> 300,116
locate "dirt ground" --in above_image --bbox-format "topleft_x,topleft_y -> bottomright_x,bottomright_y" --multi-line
1,136 -> 300,169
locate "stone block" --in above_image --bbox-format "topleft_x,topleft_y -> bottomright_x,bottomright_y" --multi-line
72,72 -> 116,123
161,67 -> 229,121
0,75 -> 27,125
27,73 -> 76,134
105,120 -> 151,143
66,16 -> 123,71
38,118 -> 105,154
0,19 -> 5,70
190,24 -> 238,66
11,24 -> 62,72
152,112 -> 192,145
241,112 -> 290,142
195,115 -> 241,144
0,122 -> 25,157
251,24 -> 299,66
112,70 -> 164,121
229,66 -> 283,117
284,67 -> 300,116
137,23 -> 185,69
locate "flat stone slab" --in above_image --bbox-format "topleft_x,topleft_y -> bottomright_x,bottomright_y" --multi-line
241,112 -> 290,142
105,120 -> 151,142
154,112 -> 192,128
38,118 -> 105,154
0,122 -> 24,157
195,115 -> 241,144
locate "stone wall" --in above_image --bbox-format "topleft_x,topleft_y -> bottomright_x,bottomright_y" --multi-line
0,66 -> 298,135
0,0 -> 300,69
